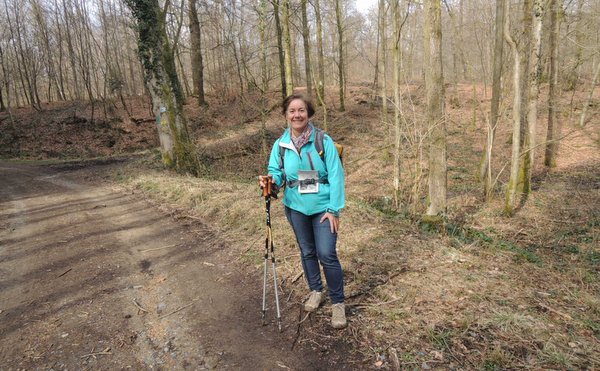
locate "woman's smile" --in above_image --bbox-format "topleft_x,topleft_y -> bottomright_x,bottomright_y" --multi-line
286,99 -> 309,136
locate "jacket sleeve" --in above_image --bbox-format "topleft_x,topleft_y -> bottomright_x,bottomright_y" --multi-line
323,135 -> 345,214
267,139 -> 285,187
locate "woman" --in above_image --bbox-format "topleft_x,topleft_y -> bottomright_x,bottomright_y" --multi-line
259,93 -> 346,329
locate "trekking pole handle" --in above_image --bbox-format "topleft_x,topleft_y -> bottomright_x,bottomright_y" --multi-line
260,175 -> 272,198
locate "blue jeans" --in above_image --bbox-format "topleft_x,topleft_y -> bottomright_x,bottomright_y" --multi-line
285,207 -> 344,304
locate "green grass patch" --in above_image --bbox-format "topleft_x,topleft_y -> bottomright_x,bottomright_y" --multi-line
445,223 -> 543,265
427,327 -> 454,349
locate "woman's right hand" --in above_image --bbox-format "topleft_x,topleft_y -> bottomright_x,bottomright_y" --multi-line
258,175 -> 273,189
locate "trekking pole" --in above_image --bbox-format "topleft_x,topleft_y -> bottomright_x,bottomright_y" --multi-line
260,175 -> 282,331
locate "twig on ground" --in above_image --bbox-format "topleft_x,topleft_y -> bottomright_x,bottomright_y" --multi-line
139,244 -> 177,253
239,235 -> 263,256
537,302 -> 573,320
57,268 -> 72,278
291,306 -> 304,350
369,297 -> 403,307
286,288 -> 295,303
291,271 -> 303,283
298,312 -> 310,325
81,347 -> 111,359
183,214 -> 203,221
400,360 -> 443,365
158,298 -> 199,319
133,299 -> 149,313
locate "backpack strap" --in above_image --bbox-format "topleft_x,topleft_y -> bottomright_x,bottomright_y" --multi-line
314,129 -> 326,163
279,144 -> 286,170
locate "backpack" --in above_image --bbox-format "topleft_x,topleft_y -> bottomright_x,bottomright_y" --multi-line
278,128 -> 343,172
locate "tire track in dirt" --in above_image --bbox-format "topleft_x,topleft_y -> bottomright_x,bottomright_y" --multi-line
0,162 -> 353,370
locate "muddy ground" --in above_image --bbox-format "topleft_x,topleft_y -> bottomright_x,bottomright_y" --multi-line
0,160 -> 358,370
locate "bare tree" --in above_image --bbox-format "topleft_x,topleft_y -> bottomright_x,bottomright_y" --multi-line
579,58 -> 600,127
504,0 -> 523,215
125,0 -> 199,174
335,0 -> 345,111
481,0 -> 505,200
189,0 -> 207,106
0,43 -> 6,111
423,0 -> 447,219
522,0 -> 546,190
301,0 -> 312,97
378,0 -> 388,129
281,0 -> 293,96
273,0 -> 287,99
259,0 -> 268,158
393,0 -> 401,207
313,0 -> 325,104
544,0 -> 562,167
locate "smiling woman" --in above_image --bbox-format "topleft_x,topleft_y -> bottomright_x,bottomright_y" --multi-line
259,93 -> 347,329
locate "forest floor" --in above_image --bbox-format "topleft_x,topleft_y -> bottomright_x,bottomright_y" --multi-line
0,83 -> 599,370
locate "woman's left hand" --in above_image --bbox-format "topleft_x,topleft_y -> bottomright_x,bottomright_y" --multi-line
320,212 -> 340,234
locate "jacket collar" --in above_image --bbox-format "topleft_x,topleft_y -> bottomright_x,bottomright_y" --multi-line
280,122 -> 316,145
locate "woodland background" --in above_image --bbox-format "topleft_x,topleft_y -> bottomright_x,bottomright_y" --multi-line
0,0 -> 599,369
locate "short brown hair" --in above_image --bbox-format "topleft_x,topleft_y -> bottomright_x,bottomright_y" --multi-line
282,93 -> 315,117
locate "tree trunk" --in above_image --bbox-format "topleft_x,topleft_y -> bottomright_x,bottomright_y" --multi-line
259,0 -> 268,158
393,0 -> 402,208
378,0 -> 388,129
0,44 -> 6,111
516,0 -> 532,195
31,0 -> 62,102
372,2 -> 380,104
125,0 -> 199,174
282,0 -> 293,96
423,0 -> 447,219
481,0 -> 505,200
544,0 -> 561,167
566,0 -> 584,90
273,0 -> 287,99
504,0 -> 522,216
314,0 -> 325,104
189,0 -> 207,106
522,0 -> 546,192
301,0 -> 312,97
579,61 -> 600,127
335,0 -> 345,111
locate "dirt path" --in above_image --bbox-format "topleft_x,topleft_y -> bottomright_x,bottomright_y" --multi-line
0,161 -> 353,370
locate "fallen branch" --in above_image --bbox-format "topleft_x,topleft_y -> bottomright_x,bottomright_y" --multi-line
291,271 -> 304,283
183,214 -> 203,221
139,244 -> 176,253
57,268 -> 72,278
291,307 -> 305,351
132,299 -> 149,313
298,312 -> 311,325
81,347 -> 111,359
400,360 -> 443,365
158,298 -> 199,319
354,297 -> 404,309
537,302 -> 573,320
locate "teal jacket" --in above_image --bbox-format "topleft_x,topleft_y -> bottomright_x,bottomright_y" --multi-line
268,124 -> 345,216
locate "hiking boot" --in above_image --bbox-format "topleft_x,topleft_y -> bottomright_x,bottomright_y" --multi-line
331,303 -> 347,329
304,291 -> 325,312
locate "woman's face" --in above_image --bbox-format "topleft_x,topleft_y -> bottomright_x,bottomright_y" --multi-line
286,99 -> 309,133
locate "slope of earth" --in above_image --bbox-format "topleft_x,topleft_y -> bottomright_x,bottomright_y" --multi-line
0,98 -> 157,159
0,160 -> 356,369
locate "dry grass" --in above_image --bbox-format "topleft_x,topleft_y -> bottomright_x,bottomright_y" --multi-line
113,83 -> 599,369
